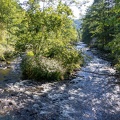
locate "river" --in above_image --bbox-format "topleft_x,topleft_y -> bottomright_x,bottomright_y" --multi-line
0,42 -> 120,120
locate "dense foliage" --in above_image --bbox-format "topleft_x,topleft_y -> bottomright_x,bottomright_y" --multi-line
0,0 -> 24,60
82,0 -> 120,72
0,0 -> 82,81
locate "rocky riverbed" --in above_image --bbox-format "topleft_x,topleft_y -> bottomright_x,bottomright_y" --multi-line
0,42 -> 120,120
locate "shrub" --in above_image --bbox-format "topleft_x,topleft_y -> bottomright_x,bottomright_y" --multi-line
107,33 -> 120,72
0,44 -> 15,61
60,49 -> 82,73
21,55 -> 65,81
47,46 -> 83,73
4,51 -> 15,60
115,59 -> 120,72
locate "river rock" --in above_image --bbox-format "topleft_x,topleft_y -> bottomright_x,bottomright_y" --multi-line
25,91 -> 32,95
33,104 -> 39,108
33,95 -> 40,100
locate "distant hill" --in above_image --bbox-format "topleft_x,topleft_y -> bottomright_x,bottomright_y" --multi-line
73,19 -> 81,29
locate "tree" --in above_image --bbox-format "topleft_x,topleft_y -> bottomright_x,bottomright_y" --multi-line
16,0 -> 82,80
0,0 -> 24,60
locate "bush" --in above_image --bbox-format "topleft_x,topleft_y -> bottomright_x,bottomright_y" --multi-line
107,33 -> 120,72
115,59 -> 120,72
3,51 -> 15,60
59,49 -> 82,73
46,44 -> 83,73
21,55 -> 66,81
0,44 -> 15,61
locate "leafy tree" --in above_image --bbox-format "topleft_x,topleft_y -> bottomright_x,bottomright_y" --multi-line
0,0 -> 24,60
16,0 -> 82,80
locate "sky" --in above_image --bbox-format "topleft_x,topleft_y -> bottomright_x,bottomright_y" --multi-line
70,0 -> 94,19
19,0 -> 94,19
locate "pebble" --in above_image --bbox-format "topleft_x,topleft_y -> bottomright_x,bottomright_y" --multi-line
33,104 -> 39,108
25,91 -> 32,95
33,95 -> 40,100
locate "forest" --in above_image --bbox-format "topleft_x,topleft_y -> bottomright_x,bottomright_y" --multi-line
82,0 -> 120,72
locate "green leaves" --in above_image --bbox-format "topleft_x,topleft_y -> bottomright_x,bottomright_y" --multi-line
0,0 -> 24,59
82,0 -> 120,44
14,1 -> 82,80
82,0 -> 120,72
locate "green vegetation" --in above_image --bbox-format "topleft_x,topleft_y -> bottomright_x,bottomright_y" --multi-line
82,0 -> 120,72
21,55 -> 65,81
0,0 -> 83,81
0,0 -> 24,60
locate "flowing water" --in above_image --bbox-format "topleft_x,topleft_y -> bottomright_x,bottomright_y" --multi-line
0,42 -> 120,120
